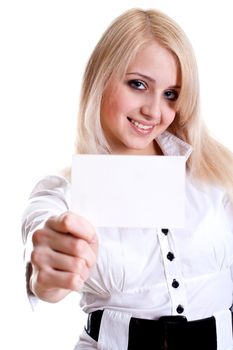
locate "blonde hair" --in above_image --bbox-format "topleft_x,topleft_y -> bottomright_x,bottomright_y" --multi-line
75,8 -> 233,200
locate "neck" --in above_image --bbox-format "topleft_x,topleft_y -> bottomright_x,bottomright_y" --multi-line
111,141 -> 163,156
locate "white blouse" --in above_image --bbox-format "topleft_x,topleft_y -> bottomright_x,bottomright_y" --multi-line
22,132 -> 233,350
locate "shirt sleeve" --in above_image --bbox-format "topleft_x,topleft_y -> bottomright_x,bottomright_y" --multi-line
223,194 -> 233,308
223,194 -> 233,230
21,174 -> 71,304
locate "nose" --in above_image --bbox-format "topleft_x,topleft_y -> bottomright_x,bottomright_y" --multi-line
141,96 -> 161,121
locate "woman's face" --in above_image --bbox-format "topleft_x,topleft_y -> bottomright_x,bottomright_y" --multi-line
101,41 -> 181,155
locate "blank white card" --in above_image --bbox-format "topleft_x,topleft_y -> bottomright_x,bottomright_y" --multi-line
71,155 -> 185,228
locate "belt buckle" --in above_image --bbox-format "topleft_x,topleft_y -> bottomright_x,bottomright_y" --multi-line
158,316 -> 187,349
158,315 -> 187,325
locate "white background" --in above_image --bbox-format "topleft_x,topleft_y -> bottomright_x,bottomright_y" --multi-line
0,0 -> 233,349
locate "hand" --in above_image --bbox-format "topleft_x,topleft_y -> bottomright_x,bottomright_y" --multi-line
30,211 -> 98,302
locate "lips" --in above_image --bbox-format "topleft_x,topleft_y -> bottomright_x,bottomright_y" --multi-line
127,117 -> 155,134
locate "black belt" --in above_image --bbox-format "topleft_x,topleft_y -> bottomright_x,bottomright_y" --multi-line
85,309 -> 223,350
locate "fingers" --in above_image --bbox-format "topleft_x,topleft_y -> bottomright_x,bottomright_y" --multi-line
30,211 -> 98,300
31,248 -> 90,291
43,270 -> 84,292
31,245 -> 92,278
32,228 -> 97,268
46,211 -> 97,244
53,255 -> 90,281
31,267 -> 85,294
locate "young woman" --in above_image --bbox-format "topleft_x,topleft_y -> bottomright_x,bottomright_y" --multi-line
22,8 -> 233,350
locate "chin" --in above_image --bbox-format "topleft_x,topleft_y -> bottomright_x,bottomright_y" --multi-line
124,142 -> 153,155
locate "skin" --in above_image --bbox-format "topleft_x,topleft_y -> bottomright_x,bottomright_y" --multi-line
30,212 -> 98,302
30,40 -> 180,302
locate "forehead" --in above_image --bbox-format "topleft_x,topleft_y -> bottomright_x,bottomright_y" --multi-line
126,41 -> 180,85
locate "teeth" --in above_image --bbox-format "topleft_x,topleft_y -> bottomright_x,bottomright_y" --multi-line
130,119 -> 153,130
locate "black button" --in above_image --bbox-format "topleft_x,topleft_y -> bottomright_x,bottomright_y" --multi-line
176,305 -> 184,314
172,279 -> 179,288
167,252 -> 175,261
161,228 -> 169,235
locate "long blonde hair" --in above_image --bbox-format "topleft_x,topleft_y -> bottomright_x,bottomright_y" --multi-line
75,8 -> 233,200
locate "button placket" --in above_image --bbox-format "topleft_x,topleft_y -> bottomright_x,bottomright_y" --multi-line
157,228 -> 187,316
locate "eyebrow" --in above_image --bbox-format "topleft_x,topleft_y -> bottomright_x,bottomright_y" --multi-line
126,72 -> 181,89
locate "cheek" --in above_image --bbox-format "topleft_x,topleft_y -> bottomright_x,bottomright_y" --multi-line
163,106 -> 176,125
103,97 -> 129,124
101,97 -> 116,124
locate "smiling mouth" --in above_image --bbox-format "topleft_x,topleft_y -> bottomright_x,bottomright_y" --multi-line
127,117 -> 154,132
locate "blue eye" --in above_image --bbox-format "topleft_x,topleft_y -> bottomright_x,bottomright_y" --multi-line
164,90 -> 178,101
128,80 -> 147,90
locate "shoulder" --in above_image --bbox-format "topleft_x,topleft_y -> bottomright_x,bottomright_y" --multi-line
29,174 -> 71,203
30,174 -> 70,192
186,174 -> 227,206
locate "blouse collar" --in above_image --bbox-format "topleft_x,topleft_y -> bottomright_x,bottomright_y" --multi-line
156,131 -> 193,160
